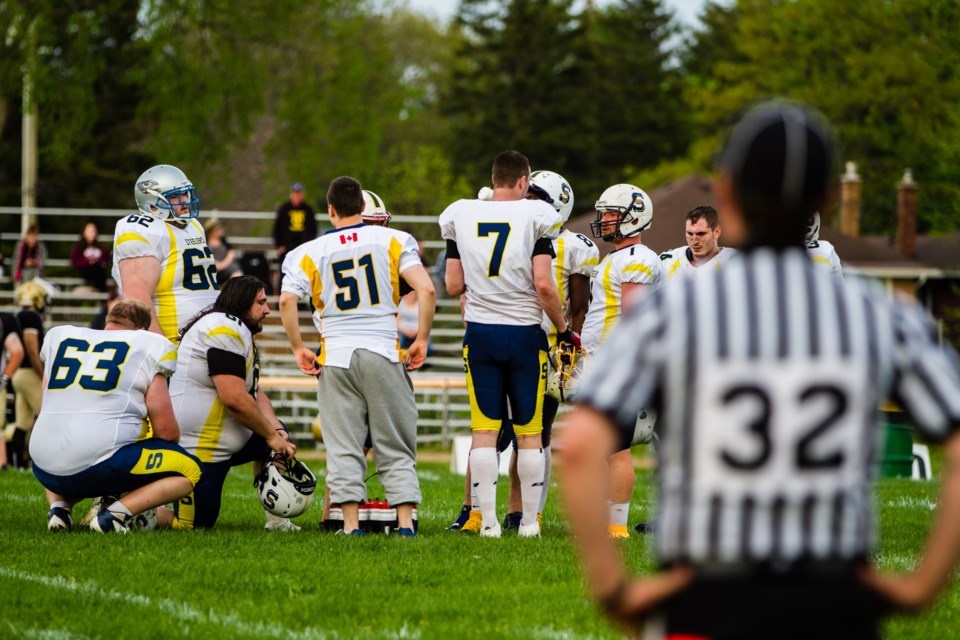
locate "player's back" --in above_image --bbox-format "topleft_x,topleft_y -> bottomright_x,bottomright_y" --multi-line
540,229 -> 599,338
440,198 -> 561,326
806,239 -> 843,280
31,326 -> 177,475
112,213 -> 219,341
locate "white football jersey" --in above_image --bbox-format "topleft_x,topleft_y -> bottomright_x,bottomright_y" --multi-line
581,243 -> 662,353
29,326 -> 177,475
112,213 -> 219,342
540,229 -> 600,341
282,223 -> 422,368
171,312 -> 258,463
439,198 -> 562,326
806,240 -> 843,280
660,246 -> 737,280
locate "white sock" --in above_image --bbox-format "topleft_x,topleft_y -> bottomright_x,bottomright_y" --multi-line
609,501 -> 630,527
469,448 -> 499,528
108,501 -> 133,520
470,483 -> 480,512
516,448 -> 545,526
537,446 -> 552,515
264,510 -> 287,526
51,501 -> 70,510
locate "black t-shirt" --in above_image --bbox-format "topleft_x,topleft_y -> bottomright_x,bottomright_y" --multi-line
16,310 -> 44,370
274,201 -> 317,253
0,312 -> 19,345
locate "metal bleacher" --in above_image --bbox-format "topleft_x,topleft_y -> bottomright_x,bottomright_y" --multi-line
0,207 -> 472,448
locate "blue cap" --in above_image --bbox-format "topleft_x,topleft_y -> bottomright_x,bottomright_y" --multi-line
291,182 -> 304,192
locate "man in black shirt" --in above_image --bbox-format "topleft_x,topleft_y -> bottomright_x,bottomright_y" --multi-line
0,312 -> 24,469
10,282 -> 47,468
273,183 -> 317,288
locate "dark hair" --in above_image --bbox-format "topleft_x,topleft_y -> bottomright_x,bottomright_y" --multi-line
25,222 -> 39,236
107,298 -> 152,330
180,275 -> 265,339
719,100 -> 837,248
686,206 -> 719,230
492,151 -> 531,188
326,176 -> 364,217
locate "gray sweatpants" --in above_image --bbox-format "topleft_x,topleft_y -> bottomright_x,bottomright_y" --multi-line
317,349 -> 421,506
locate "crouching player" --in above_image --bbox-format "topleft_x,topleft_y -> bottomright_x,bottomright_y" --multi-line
169,276 -> 297,530
30,299 -> 201,533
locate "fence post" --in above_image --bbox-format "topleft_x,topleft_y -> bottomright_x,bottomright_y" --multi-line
441,384 -> 450,449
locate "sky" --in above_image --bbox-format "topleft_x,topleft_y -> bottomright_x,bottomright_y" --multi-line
399,0 -> 709,26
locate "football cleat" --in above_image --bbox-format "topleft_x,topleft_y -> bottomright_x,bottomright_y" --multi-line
47,506 -> 74,532
127,508 -> 158,532
608,524 -> 630,539
91,510 -> 129,534
264,517 -> 301,532
479,523 -> 502,539
459,510 -> 482,534
518,521 -> 540,538
634,520 -> 656,534
448,505 -> 472,531
81,495 -> 118,527
502,512 -> 522,532
335,529 -> 365,537
397,527 -> 418,539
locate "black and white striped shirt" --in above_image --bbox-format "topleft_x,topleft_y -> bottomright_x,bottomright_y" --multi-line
578,247 -> 960,567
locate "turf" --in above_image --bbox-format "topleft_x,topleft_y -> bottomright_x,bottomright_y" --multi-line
1,456 -> 956,639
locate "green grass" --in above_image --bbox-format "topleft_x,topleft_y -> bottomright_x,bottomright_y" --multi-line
1,457 -> 957,639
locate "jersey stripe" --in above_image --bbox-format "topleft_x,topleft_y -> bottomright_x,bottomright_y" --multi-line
195,396 -> 229,463
298,254 -> 324,312
116,232 -> 149,246
206,326 -> 244,345
389,237 -> 403,306
156,224 -> 180,341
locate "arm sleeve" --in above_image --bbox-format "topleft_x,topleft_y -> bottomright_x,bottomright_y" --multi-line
576,291 -> 667,438
280,247 -> 313,299
153,336 -> 178,377
570,241 -> 599,277
445,239 -> 460,260
398,234 -> 423,274
207,348 -> 247,378
889,303 -> 960,441
439,205 -> 458,241
532,237 -> 556,258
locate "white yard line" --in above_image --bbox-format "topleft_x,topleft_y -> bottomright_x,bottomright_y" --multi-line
13,625 -> 91,640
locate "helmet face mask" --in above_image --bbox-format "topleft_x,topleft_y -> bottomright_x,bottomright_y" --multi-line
361,190 -> 392,227
805,211 -> 821,243
590,184 -> 652,242
546,343 -> 587,404
527,170 -> 574,223
135,165 -> 200,220
254,455 -> 317,518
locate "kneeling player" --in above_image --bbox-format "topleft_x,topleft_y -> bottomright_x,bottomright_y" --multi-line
30,299 -> 201,533
169,276 -> 297,530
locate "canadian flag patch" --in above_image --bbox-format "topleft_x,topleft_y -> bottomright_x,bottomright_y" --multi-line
340,232 -> 359,244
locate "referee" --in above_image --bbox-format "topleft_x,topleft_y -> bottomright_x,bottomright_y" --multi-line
560,100 -> 960,639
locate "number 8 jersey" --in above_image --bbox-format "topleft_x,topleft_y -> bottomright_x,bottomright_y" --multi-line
30,326 -> 178,476
112,214 -> 220,342
281,223 -> 422,368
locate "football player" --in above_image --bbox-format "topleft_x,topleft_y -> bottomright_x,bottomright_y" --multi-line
112,164 -> 219,342
168,276 -> 297,530
9,281 -> 48,469
30,299 -> 201,533
499,170 -> 598,531
440,151 -> 573,538
0,311 -> 24,469
580,184 -> 663,538
281,177 -> 435,537
361,190 -> 393,227
659,206 -> 736,279
805,211 -> 843,280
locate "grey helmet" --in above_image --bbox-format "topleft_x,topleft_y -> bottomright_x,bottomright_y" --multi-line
134,165 -> 200,220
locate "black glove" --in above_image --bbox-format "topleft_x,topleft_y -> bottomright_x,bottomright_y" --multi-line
556,328 -> 581,349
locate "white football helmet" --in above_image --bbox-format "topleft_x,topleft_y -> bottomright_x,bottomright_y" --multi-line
477,186 -> 494,201
528,170 -> 574,223
546,343 -> 588,404
590,184 -> 652,242
361,190 -> 392,227
806,211 -> 821,243
134,164 -> 200,220
631,408 -> 658,446
254,455 -> 317,518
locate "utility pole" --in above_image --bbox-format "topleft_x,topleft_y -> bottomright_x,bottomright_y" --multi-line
21,18 -> 38,234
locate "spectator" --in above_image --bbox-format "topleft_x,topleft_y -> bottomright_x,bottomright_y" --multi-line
70,221 -> 111,291
13,223 -> 47,285
204,218 -> 242,285
273,183 -> 316,287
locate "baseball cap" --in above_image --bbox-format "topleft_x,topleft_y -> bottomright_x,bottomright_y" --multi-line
291,182 -> 304,192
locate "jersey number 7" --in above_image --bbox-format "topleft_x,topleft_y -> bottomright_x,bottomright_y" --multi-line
477,222 -> 511,277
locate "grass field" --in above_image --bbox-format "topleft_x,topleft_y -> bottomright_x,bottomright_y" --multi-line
2,454 -> 960,639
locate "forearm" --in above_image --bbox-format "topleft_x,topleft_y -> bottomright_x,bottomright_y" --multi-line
537,285 -> 567,332
256,391 -> 282,428
225,392 -> 276,441
416,291 -> 436,341
279,294 -> 305,350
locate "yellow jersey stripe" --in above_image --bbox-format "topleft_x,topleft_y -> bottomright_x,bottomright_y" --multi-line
624,263 -> 655,278
549,237 -> 565,342
600,259 -> 618,342
669,260 -> 681,277
582,257 -> 599,267
547,221 -> 563,234
159,350 -> 177,364
156,224 -> 180,342
116,232 -> 149,246
317,336 -> 326,366
811,255 -> 832,267
299,254 -> 324,312
195,396 -> 228,463
389,237 -> 403,307
206,326 -> 245,345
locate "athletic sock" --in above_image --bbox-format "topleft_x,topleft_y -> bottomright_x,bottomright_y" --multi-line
609,501 -> 630,527
469,448 -> 499,528
516,448 -> 545,527
537,446 -> 552,514
108,501 -> 133,522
